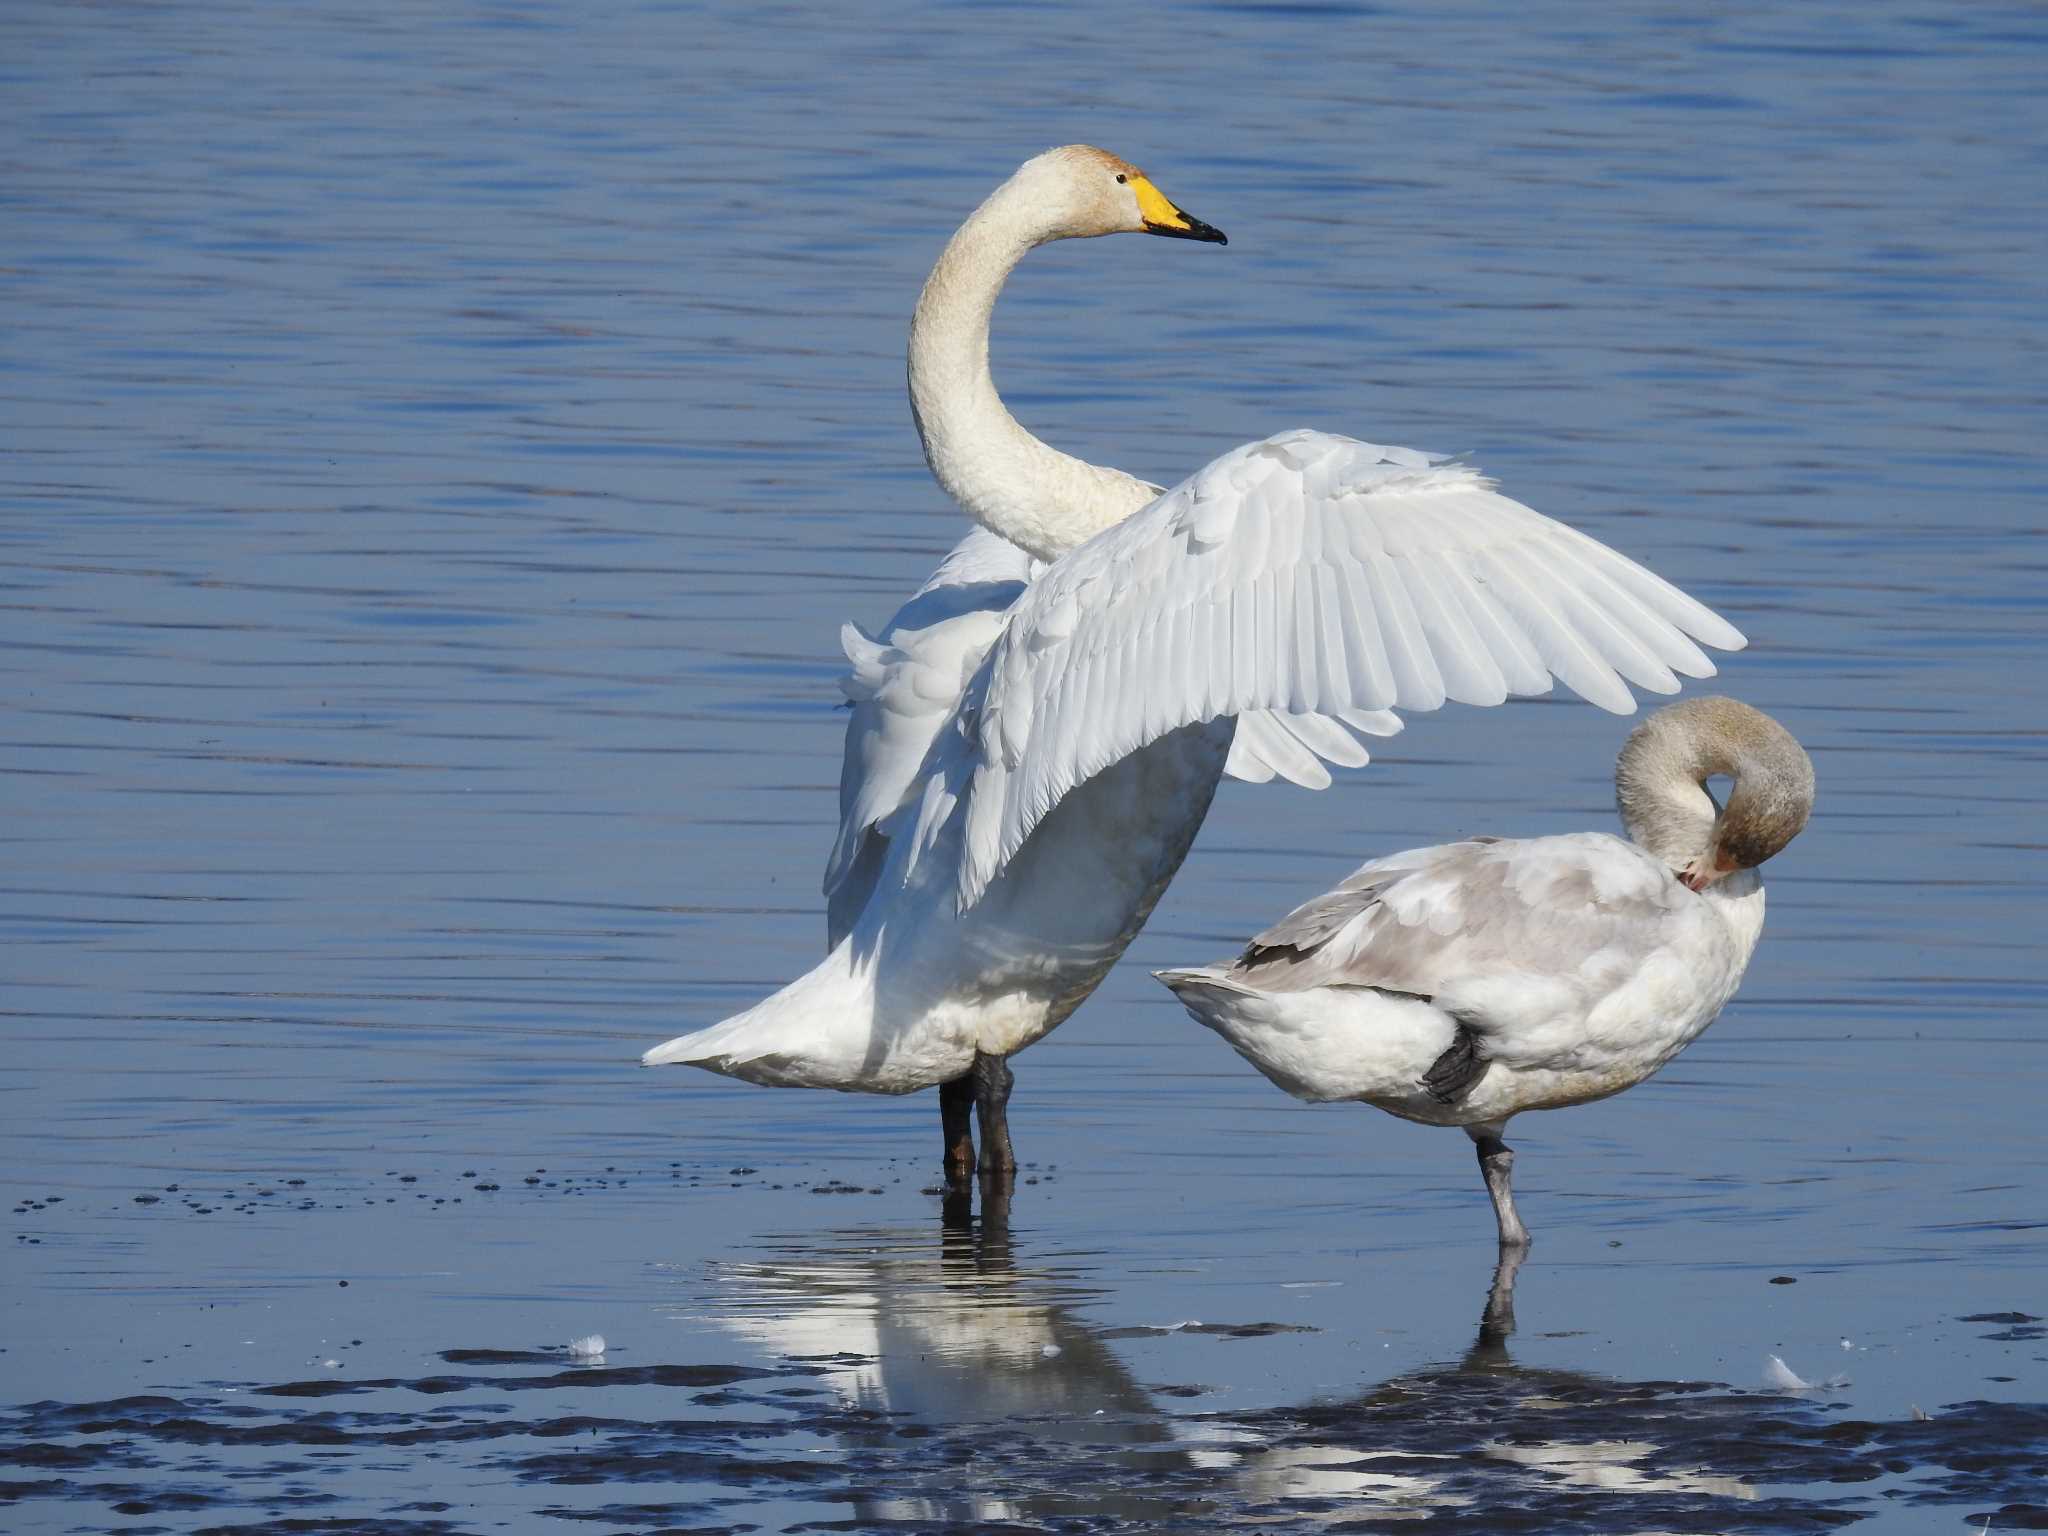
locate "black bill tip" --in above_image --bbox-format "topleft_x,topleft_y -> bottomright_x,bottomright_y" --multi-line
1145,215 -> 1227,246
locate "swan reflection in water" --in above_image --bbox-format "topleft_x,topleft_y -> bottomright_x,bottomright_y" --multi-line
712,1187 -> 1164,1446
1188,1246 -> 1757,1517
698,1190 -> 1761,1526
708,1185 -> 1190,1528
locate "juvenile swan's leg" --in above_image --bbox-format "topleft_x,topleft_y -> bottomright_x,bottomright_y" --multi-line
1477,1241 -> 1526,1355
1467,1121 -> 1530,1251
972,1051 -> 1017,1177
940,1075 -> 975,1185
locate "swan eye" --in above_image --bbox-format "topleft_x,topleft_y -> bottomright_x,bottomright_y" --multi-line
1115,173 -> 1127,184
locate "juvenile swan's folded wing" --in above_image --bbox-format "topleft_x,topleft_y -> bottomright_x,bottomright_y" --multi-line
957,429 -> 1744,910
1228,833 -> 1683,1000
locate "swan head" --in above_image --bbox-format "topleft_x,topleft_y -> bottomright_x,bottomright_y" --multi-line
1614,696 -> 1814,892
1007,145 -> 1226,246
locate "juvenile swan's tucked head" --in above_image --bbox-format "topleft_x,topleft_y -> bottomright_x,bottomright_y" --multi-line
1004,145 -> 1227,245
1615,696 -> 1814,891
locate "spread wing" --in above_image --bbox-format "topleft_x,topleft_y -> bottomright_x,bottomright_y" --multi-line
957,429 -> 1744,910
827,524 -> 1411,941
1222,705 -> 1403,788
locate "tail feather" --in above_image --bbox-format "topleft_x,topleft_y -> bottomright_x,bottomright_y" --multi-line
641,940 -> 878,1088
1155,966 -> 1266,1029
641,1011 -> 779,1069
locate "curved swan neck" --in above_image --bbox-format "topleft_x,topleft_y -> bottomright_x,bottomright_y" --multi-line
1615,696 -> 1814,886
907,175 -> 1159,563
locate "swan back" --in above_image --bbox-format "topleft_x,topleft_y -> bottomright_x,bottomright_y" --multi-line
1220,833 -> 1689,1003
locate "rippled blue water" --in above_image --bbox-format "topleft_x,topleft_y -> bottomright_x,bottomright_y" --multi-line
4,1 -> 2044,1531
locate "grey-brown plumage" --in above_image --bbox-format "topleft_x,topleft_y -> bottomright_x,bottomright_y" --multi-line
1616,696 -> 1813,888
1222,833 -> 1687,1007
1158,696 -> 1815,1251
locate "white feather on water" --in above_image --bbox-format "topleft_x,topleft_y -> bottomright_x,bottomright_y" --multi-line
1764,1354 -> 1849,1392
1763,1354 -> 1810,1390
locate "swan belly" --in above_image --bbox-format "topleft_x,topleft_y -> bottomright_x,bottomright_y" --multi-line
1373,892 -> 1764,1128
655,720 -> 1231,1099
899,719 -> 1233,1061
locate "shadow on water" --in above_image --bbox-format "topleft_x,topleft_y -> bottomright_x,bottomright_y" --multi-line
2,1195 -> 2044,1531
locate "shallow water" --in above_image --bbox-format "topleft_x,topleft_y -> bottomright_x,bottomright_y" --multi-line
4,0 -> 2045,1531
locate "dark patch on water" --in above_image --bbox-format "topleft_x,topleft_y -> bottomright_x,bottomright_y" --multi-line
260,1362 -> 788,1398
1961,1311 -> 2046,1342
8,1218 -> 2045,1533
2,1351 -> 2042,1532
436,1348 -> 560,1366
1099,1320 -> 1318,1339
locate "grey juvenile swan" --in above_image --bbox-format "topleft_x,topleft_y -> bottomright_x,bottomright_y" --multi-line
1160,696 -> 1814,1248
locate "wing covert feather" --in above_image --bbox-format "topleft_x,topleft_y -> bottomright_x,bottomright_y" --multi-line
1233,834 -> 1690,1008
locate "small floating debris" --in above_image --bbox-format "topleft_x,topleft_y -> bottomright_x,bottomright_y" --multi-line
1764,1354 -> 1849,1392
1764,1355 -> 1807,1390
567,1334 -> 607,1360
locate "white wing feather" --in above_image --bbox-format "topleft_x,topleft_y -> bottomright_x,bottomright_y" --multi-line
824,528 -> 1037,944
957,430 -> 1744,910
1224,707 -> 1400,788
828,526 -> 1408,938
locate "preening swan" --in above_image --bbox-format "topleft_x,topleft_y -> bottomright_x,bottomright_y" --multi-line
1158,696 -> 1814,1249
642,146 -> 1748,1183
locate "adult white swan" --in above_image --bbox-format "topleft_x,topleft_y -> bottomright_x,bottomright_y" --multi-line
1159,696 -> 1813,1249
642,146 -> 1747,1182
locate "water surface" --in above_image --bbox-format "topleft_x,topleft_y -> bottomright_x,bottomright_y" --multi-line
3,1 -> 2045,1531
